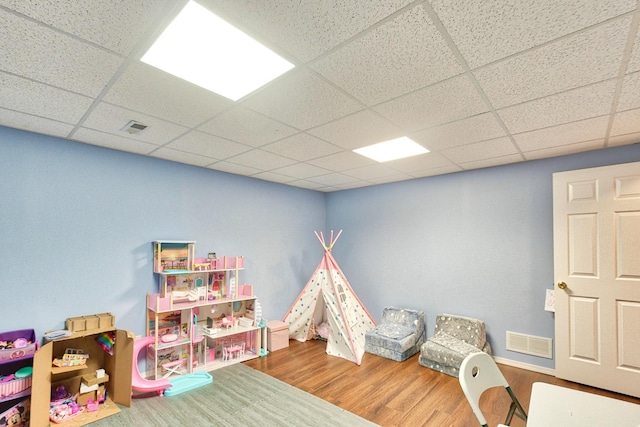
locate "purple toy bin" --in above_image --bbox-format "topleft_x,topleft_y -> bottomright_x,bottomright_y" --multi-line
0,329 -> 37,364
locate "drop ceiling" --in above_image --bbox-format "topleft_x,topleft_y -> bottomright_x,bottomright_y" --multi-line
1,1 -> 639,192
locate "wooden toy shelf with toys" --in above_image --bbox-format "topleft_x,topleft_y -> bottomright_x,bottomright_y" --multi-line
146,241 -> 266,380
31,324 -> 134,427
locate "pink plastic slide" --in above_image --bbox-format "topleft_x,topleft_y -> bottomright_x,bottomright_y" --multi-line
131,336 -> 171,395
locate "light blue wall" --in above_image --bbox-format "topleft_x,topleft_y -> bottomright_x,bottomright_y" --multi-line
2,124 -> 639,369
0,126 -> 325,338
326,143 -> 640,368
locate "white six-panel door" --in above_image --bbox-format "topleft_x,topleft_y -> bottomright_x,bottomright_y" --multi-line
553,161 -> 640,398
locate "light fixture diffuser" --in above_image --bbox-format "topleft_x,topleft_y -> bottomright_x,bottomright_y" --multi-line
353,137 -> 428,162
141,1 -> 294,101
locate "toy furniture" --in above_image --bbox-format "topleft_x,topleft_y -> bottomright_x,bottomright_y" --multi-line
161,360 -> 185,378
419,313 -> 491,377
266,320 -> 289,352
31,327 -> 134,426
364,307 -> 426,362
459,351 -> 527,426
147,241 -> 266,379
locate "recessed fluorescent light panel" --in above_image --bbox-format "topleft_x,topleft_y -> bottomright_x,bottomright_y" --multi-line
141,1 -> 294,101
353,137 -> 429,162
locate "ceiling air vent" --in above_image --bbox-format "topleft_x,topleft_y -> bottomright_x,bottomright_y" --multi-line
121,120 -> 148,135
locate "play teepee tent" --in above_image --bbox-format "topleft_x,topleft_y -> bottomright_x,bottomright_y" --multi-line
283,230 -> 376,365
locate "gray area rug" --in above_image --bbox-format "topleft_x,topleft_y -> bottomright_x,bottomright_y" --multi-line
93,363 -> 378,426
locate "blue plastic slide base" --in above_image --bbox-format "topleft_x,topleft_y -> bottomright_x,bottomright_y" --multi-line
165,372 -> 213,397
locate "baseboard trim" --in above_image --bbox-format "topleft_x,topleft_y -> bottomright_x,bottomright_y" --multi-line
493,356 -> 556,376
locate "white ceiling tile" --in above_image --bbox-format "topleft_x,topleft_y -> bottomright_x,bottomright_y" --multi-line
307,173 -> 361,186
198,107 -> 297,147
410,164 -> 462,178
82,102 -> 189,144
225,149 -> 297,171
72,127 -> 159,155
165,130 -> 252,160
150,147 -> 216,167
523,139 -> 605,160
431,0 -> 637,69
617,71 -> 640,111
0,0 -> 169,55
1,1 -> 638,192
308,110 -> 402,150
410,112 -> 506,151
0,72 -> 93,123
316,185 -> 343,192
608,133 -> 640,147
627,26 -> 640,73
607,132 -> 640,147
0,9 -> 123,97
262,133 -> 341,161
242,70 -> 363,130
270,163 -> 329,179
460,154 -> 523,170
208,0 -> 412,62
386,152 -> 453,173
610,108 -> 640,136
332,181 -> 372,190
251,171 -> 296,184
307,151 -> 376,171
207,161 -> 261,176
441,137 -> 518,164
343,163 -> 402,180
374,74 -> 488,132
499,79 -> 617,134
369,174 -> 417,185
475,18 -> 631,109
287,180 -> 326,190
514,115 -> 610,152
311,4 -> 463,106
103,63 -> 232,127
0,108 -> 74,138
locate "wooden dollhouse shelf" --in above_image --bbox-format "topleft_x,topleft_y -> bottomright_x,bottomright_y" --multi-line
151,336 -> 191,350
147,240 -> 266,379
158,267 -> 244,275
201,324 -> 259,340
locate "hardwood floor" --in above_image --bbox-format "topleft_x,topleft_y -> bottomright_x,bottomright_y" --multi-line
244,339 -> 640,426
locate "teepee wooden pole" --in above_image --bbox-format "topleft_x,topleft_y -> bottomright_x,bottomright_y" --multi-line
333,229 -> 343,247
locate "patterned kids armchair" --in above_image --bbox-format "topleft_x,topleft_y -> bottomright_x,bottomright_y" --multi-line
418,313 -> 491,377
364,307 -> 426,362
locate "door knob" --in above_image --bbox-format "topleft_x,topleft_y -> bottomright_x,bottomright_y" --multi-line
557,281 -> 567,289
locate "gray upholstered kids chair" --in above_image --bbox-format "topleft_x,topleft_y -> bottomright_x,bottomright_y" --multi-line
419,313 -> 491,376
364,306 -> 426,362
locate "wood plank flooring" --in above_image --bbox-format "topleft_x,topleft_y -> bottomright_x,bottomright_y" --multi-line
244,339 -> 640,427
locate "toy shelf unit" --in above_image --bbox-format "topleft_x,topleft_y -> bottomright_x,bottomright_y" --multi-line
152,240 -> 246,310
146,297 -> 264,379
195,297 -> 264,371
147,241 -> 263,379
153,240 -> 244,275
0,329 -> 37,427
30,327 -> 134,427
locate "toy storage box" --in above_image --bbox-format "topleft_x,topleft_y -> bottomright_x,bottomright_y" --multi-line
267,321 -> 289,352
0,329 -> 36,406
66,313 -> 115,332
0,329 -> 37,363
